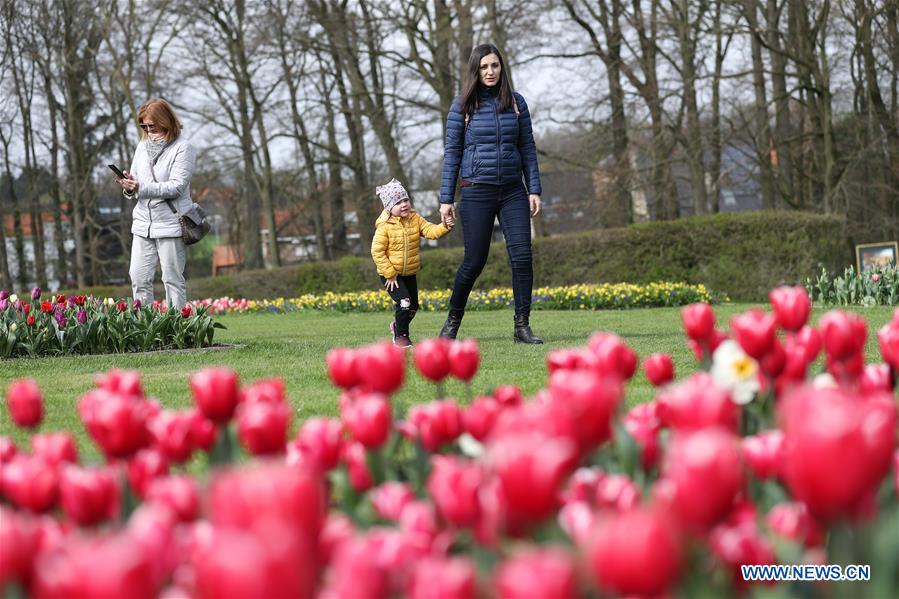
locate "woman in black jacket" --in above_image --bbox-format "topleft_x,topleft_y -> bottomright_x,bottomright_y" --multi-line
438,43 -> 543,344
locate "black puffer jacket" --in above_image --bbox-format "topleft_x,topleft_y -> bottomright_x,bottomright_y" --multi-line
439,87 -> 541,203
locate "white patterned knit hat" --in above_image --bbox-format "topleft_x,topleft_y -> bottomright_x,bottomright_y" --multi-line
375,178 -> 409,213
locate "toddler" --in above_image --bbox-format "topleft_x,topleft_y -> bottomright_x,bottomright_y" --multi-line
371,179 -> 453,348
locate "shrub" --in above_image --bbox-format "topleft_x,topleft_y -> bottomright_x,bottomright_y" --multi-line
62,211 -> 851,301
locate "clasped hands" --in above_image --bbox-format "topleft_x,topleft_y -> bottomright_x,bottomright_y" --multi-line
439,194 -> 541,227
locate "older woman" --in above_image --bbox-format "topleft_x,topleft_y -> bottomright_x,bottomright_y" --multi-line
116,98 -> 196,309
438,44 -> 543,343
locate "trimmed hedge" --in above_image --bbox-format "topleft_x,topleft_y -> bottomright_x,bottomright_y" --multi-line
65,211 -> 851,301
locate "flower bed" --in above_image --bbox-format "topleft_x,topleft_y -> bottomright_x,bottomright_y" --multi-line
190,282 -> 714,314
0,289 -> 223,358
807,265 -> 899,306
2,286 -> 898,597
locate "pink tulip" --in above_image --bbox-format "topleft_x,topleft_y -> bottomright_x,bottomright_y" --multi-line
741,430 -> 784,481
562,467 -> 604,505
30,432 -> 78,467
877,320 -> 899,371
656,372 -> 739,433
414,338 -> 452,382
546,349 -> 585,374
407,556 -> 478,599
495,547 -> 577,599
623,402 -> 662,470
663,429 -> 744,531
769,286 -> 811,332
643,353 -> 675,386
343,442 -> 374,493
148,409 -> 196,464
427,455 -> 485,527
682,303 -> 716,341
766,502 -> 824,548
327,347 -> 361,389
408,399 -> 463,452
78,388 -> 151,459
489,432 -> 576,531
595,474 -> 641,511
6,378 -> 43,428
188,409 -> 217,452
709,517 -> 776,589
127,503 -> 178,588
730,309 -> 777,359
0,435 -> 16,463
127,448 -> 170,498
356,341 -> 405,394
59,465 -> 119,526
548,368 -> 622,453
0,506 -> 40,589
241,377 -> 286,405
493,384 -> 523,407
342,392 -> 392,450
463,396 -> 501,442
295,417 -> 343,471
320,513 -> 356,564
144,475 -> 200,522
370,482 -> 416,522
236,400 -> 291,455
588,506 -> 682,597
189,367 -> 240,422
860,363 -> 894,393
779,386 -> 897,521
95,369 -> 144,398
448,339 -> 480,382
321,537 -> 388,599
793,325 -> 823,362
1,454 -> 59,513
819,310 -> 867,360
587,332 -> 638,380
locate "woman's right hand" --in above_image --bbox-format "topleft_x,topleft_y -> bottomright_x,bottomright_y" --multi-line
440,203 -> 456,227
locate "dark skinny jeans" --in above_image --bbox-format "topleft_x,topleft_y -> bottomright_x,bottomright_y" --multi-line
449,180 -> 533,316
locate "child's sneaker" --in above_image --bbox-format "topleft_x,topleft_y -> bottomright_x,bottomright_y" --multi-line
390,321 -> 413,348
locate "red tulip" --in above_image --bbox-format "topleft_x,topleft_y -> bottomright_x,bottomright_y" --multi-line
463,396 -> 501,442
548,369 -> 622,453
588,506 -> 682,597
656,372 -> 739,432
126,503 -> 178,588
25,314 -> 35,327
408,399 -> 463,451
769,286 -> 811,332
558,501 -> 595,544
319,513 -> 356,564
0,506 -> 40,589
0,435 -> 16,463
95,369 -> 144,398
127,448 -> 170,498
760,338 -> 786,378
877,320 -> 899,371
322,537 -> 388,599
562,467 -> 604,505
30,432 -> 78,467
741,430 -> 784,481
793,325 -> 822,363
546,349 -> 584,374
369,482 -> 416,521
236,400 -> 291,455
189,367 -> 240,423
860,363 -> 893,393
595,474 -> 641,511
587,332 -> 638,380
148,410 -> 196,464
399,500 -> 442,549
1,454 -> 59,513
819,310 -> 867,360
210,462 -> 325,544
343,442 -> 374,493
59,465 -> 119,526
643,353 -> 675,386
188,409 -> 217,452
730,309 -> 777,359
427,455 -> 485,527
241,377 -> 286,404
326,347 -> 360,389
623,402 -> 662,470
356,341 -> 405,394
766,502 -> 824,548
32,533 -> 157,599
495,547 -> 577,599
489,432 -> 576,531
682,303 -> 716,341
78,389 -> 151,459
779,386 -> 897,521
144,475 -> 200,522
6,378 -> 43,428
664,429 -> 744,531
493,384 -> 523,407
709,518 -> 776,589
407,556 -> 477,599
448,339 -> 480,382
295,417 -> 343,471
414,338 -> 452,382
342,392 -> 392,450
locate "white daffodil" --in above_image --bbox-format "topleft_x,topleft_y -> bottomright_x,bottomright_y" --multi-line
9,294 -> 17,303
812,373 -> 838,389
711,340 -> 761,405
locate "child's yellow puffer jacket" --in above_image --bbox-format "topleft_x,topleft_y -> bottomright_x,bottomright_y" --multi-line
371,209 -> 450,278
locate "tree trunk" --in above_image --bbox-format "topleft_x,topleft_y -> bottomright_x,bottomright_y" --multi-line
743,0 -> 776,210
766,0 -> 796,207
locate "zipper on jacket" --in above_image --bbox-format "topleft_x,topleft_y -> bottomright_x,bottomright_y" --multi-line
401,218 -> 409,275
494,98 -> 502,184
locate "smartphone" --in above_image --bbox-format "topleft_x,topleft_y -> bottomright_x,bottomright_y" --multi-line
108,164 -> 126,178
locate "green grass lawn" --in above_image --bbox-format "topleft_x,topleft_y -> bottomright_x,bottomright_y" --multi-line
1,304 -> 895,459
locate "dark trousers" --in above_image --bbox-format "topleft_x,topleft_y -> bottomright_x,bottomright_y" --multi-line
449,180 -> 533,315
380,274 -> 419,336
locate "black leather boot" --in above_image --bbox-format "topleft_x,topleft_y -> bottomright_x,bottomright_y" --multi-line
514,313 -> 543,344
439,309 -> 464,340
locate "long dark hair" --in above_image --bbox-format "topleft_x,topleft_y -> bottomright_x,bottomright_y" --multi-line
459,44 -> 515,119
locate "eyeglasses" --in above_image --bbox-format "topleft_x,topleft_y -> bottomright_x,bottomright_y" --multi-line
139,122 -> 159,131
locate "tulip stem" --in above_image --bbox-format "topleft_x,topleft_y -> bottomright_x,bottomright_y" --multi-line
436,381 -> 445,400
210,423 -> 235,466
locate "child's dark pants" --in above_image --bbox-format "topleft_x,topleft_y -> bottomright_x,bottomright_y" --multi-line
380,274 -> 419,336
